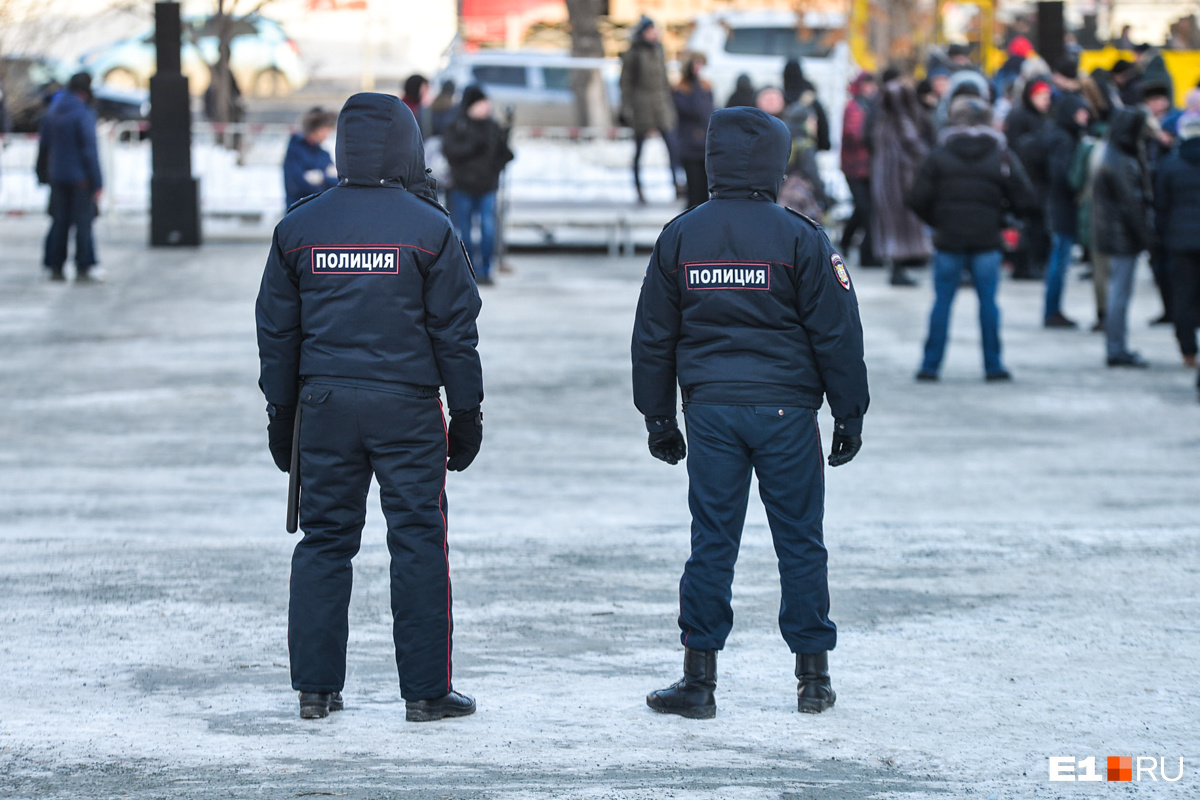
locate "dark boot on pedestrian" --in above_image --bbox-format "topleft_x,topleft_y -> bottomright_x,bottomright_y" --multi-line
1044,312 -> 1077,329
796,652 -> 836,713
298,691 -> 344,719
646,648 -> 717,719
405,690 -> 476,722
889,264 -> 917,287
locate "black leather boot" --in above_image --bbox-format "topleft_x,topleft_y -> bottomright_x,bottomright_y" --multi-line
796,652 -> 836,714
646,648 -> 717,719
405,690 -> 476,722
298,691 -> 344,719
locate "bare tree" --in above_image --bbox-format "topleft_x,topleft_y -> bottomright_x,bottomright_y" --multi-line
208,0 -> 277,124
565,0 -> 610,128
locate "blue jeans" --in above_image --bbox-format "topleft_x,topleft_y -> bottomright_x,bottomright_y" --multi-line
43,183 -> 97,273
679,404 -> 834,654
1044,233 -> 1075,320
1105,254 -> 1139,358
921,250 -> 1005,377
448,190 -> 496,278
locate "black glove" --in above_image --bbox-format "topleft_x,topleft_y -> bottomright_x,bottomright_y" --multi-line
447,407 -> 483,472
266,404 -> 296,473
647,418 -> 686,465
827,433 -> 862,467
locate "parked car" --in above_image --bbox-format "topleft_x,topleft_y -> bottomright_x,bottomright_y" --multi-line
0,56 -> 149,133
687,10 -> 852,146
78,15 -> 307,98
435,50 -> 620,127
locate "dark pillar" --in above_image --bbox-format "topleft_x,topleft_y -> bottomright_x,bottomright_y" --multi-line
1036,2 -> 1067,71
150,1 -> 201,247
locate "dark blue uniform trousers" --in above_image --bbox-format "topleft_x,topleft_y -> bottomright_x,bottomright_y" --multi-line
679,404 -> 836,654
290,379 -> 453,701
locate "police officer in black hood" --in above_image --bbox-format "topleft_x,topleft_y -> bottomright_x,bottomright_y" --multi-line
256,93 -> 483,722
632,107 -> 869,718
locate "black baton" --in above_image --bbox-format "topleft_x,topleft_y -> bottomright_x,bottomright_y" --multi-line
286,401 -> 302,534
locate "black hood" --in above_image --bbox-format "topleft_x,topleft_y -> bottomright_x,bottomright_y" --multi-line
1107,107 -> 1145,153
943,128 -> 1004,161
1053,93 -> 1089,137
705,107 -> 790,201
1020,75 -> 1051,112
334,92 -> 427,190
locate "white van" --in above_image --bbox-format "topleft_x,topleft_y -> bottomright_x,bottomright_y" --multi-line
435,50 -> 621,127
687,10 -> 854,147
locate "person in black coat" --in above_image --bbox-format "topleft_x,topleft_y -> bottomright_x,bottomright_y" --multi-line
632,107 -> 868,719
782,59 -> 830,151
1155,112 -> 1200,377
1004,77 -> 1053,280
1042,93 -> 1092,327
441,85 -> 514,285
908,97 -> 1037,381
256,92 -> 484,723
1093,108 -> 1154,367
672,55 -> 715,209
725,73 -> 756,108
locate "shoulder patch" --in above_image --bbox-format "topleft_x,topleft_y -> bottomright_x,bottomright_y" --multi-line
785,207 -> 824,230
831,252 -> 851,291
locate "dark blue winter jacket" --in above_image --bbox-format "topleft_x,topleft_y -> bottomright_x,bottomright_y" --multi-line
256,93 -> 483,414
1156,137 -> 1200,253
632,107 -> 869,435
283,132 -> 339,209
37,90 -> 103,189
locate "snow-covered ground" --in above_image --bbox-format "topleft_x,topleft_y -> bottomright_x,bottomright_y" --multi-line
0,218 -> 1197,798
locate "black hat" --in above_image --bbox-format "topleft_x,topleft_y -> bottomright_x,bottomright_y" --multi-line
1053,57 -> 1078,80
461,84 -> 487,110
1111,59 -> 1135,76
947,43 -> 971,59
67,72 -> 92,96
1142,79 -> 1171,100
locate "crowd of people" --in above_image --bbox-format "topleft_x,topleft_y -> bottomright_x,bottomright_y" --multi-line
696,35 -> 1200,395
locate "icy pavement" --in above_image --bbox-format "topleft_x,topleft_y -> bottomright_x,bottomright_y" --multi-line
0,218 -> 1197,799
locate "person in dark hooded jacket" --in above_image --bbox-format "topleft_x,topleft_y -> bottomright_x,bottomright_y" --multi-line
256,92 -> 483,723
441,85 -> 514,285
1155,111 -> 1200,378
782,58 -> 830,151
1094,107 -> 1154,367
1005,77 -> 1053,280
1042,93 -> 1092,327
908,97 -> 1037,381
632,107 -> 868,720
37,72 -> 103,282
725,73 -> 756,108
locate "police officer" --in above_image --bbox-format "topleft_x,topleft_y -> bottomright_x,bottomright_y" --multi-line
256,93 -> 483,722
632,107 -> 869,718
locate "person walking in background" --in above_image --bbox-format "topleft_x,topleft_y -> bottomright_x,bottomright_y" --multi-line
401,73 -> 431,135
36,72 -> 102,283
283,107 -> 339,209
442,85 -> 514,287
1006,77 -> 1053,280
1093,108 -> 1154,367
1042,94 -> 1091,327
725,74 -> 756,108
840,72 -> 879,266
1154,111 -> 1200,388
782,59 -> 830,151
429,80 -> 457,137
871,74 -> 934,287
908,96 -> 1037,382
671,54 -> 714,210
620,15 -> 678,204
1142,80 -> 1176,326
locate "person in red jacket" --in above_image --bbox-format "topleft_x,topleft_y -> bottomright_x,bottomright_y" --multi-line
840,72 -> 879,265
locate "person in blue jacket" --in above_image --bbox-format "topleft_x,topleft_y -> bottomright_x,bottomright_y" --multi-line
632,107 -> 869,719
283,107 -> 339,209
256,93 -> 484,723
37,73 -> 103,282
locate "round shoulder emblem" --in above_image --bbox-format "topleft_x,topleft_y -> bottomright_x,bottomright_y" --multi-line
831,253 -> 851,291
